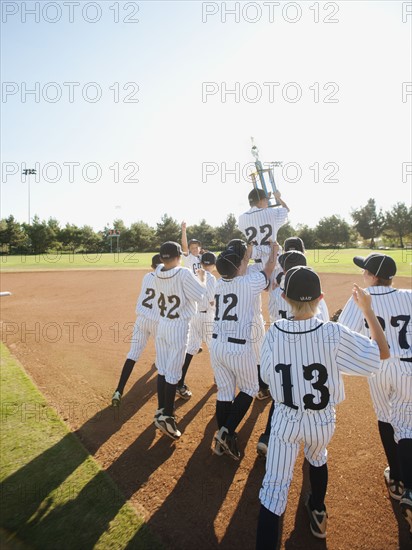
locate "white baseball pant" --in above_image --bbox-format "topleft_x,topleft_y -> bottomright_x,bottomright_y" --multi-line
155,319 -> 190,384
260,404 -> 336,516
211,340 -> 259,401
126,316 -> 158,362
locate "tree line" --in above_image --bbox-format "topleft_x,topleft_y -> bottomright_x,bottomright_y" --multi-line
0,199 -> 410,255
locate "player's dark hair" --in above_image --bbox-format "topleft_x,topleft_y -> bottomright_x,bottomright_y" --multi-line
248,188 -> 267,206
151,254 -> 162,269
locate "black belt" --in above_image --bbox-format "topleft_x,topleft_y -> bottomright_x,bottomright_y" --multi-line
212,334 -> 246,345
254,259 -> 262,263
199,310 -> 207,313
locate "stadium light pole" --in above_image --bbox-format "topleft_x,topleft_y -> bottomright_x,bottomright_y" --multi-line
28,175 -> 30,224
22,168 -> 36,224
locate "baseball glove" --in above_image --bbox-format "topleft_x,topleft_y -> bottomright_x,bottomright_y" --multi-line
330,308 -> 342,322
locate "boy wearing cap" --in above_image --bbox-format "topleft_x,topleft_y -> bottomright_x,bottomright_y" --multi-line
268,236 -> 306,327
257,251 -> 330,457
283,236 -> 305,254
176,251 -> 217,400
212,240 -> 279,460
269,250 -> 330,324
177,221 -> 203,401
226,238 -> 275,401
111,254 -> 163,407
339,253 -> 412,533
191,251 -> 217,350
153,241 -> 206,440
256,266 -> 389,547
273,236 -> 305,286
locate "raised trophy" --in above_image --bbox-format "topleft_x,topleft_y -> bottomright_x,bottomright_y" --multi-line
250,137 -> 281,207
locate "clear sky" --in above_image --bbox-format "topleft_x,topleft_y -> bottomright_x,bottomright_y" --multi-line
1,1 -> 411,231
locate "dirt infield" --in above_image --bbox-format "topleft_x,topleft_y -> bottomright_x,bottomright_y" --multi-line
1,270 -> 411,550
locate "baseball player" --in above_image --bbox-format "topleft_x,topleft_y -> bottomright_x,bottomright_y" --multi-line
257,250 -> 330,457
181,220 -> 204,356
269,251 -> 330,324
212,240 -> 279,460
238,190 -> 289,397
268,236 -> 306,314
339,253 -> 412,534
226,238 -> 270,401
181,221 -> 202,275
283,236 -> 305,254
153,241 -> 205,440
256,266 -> 389,547
238,188 -> 289,256
276,236 -> 305,285
176,251 -> 217,400
111,253 -> 163,407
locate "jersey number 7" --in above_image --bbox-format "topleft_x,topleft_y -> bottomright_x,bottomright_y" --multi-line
364,315 -> 411,349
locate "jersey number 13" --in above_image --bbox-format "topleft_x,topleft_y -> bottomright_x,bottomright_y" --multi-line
275,362 -> 330,410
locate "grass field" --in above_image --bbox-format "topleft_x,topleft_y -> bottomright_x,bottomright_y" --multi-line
0,251 -> 153,271
0,344 -> 163,550
1,249 -> 411,277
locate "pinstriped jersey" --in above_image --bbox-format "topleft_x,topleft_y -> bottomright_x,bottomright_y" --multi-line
135,272 -> 161,321
238,206 -> 288,245
250,244 -> 280,262
339,286 -> 412,361
245,263 -> 265,318
260,318 -> 381,411
182,253 -> 202,275
270,286 -> 330,322
198,271 -> 216,313
247,246 -> 283,290
153,265 -> 205,321
212,271 -> 268,348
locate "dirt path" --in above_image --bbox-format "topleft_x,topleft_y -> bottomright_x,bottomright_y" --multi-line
1,270 -> 411,549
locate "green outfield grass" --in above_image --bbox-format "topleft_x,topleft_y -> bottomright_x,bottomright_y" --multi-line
0,252 -> 154,271
0,344 -> 163,550
304,248 -> 411,277
0,249 -> 411,277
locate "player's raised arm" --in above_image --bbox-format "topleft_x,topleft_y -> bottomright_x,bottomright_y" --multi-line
181,221 -> 189,255
274,191 -> 290,212
352,283 -> 390,360
238,243 -> 253,275
263,241 -> 280,281
196,267 -> 206,284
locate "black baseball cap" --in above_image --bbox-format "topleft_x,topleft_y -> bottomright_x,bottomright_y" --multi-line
248,188 -> 268,206
226,239 -> 247,260
201,251 -> 216,265
278,251 -> 307,271
353,253 -> 397,279
283,266 -> 322,302
188,238 -> 201,246
216,249 -> 242,278
151,253 -> 162,267
159,241 -> 182,259
284,237 -> 305,252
